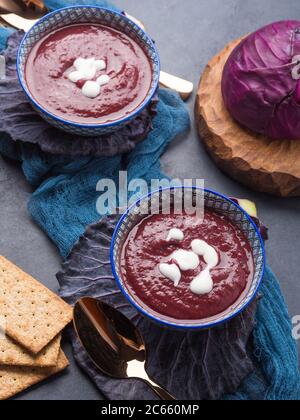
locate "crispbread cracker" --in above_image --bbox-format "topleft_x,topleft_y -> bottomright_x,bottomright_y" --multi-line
0,350 -> 69,400
0,334 -> 61,367
0,256 -> 73,354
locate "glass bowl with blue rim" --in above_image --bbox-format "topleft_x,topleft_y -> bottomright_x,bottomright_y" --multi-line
110,187 -> 266,330
17,6 -> 160,137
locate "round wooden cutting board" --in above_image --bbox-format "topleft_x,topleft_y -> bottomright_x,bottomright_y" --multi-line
195,38 -> 300,197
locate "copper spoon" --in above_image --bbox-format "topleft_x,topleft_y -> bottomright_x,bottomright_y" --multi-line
0,1 -> 194,100
0,0 -> 24,15
0,0 -> 46,18
73,297 -> 176,401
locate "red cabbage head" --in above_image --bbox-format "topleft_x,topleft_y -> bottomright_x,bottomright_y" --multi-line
222,21 -> 300,140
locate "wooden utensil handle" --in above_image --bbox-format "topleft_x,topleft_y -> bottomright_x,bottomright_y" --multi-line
159,71 -> 194,100
125,12 -> 193,101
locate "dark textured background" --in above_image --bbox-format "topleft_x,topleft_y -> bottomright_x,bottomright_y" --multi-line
0,0 -> 299,400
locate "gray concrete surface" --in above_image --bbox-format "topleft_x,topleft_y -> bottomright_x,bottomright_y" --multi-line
0,0 -> 299,400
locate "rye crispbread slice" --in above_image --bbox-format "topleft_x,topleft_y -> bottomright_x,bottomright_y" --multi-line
0,256 -> 73,354
0,350 -> 69,400
0,334 -> 61,367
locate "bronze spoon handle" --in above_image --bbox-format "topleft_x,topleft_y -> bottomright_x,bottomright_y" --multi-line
127,360 -> 176,400
0,0 -> 23,15
141,373 -> 176,400
146,381 -> 177,401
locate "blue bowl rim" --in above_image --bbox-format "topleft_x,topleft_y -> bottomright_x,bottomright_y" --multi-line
110,186 -> 266,330
17,5 -> 161,129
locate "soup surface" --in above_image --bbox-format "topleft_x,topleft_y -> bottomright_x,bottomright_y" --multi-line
121,210 -> 254,322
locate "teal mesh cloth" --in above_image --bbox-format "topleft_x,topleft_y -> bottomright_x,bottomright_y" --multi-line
0,28 -> 14,51
0,0 -> 299,401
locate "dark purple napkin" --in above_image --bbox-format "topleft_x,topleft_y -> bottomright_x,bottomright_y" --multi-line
57,215 -> 257,401
0,32 -> 158,157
